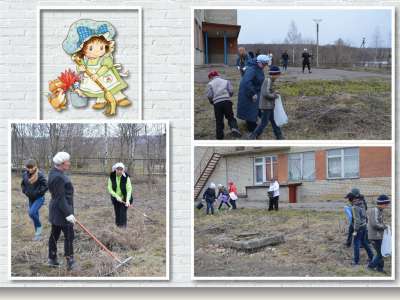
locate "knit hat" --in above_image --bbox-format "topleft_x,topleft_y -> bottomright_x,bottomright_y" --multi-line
376,194 -> 390,205
344,192 -> 355,200
351,188 -> 360,198
256,54 -> 270,64
208,70 -> 220,79
62,19 -> 116,55
209,182 -> 216,189
269,65 -> 281,75
53,152 -> 70,165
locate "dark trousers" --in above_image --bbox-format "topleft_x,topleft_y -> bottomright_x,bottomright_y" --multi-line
229,199 -> 237,209
246,121 -> 258,132
48,224 -> 74,259
368,239 -> 384,272
206,201 -> 214,215
112,200 -> 128,227
251,109 -> 283,139
268,196 -> 279,211
214,101 -> 239,140
218,201 -> 231,209
302,61 -> 311,72
346,223 -> 354,246
353,226 -> 373,264
282,61 -> 288,71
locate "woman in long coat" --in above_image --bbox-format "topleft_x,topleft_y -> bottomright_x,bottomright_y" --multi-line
237,55 -> 270,132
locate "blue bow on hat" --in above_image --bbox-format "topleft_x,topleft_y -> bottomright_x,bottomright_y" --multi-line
76,24 -> 109,48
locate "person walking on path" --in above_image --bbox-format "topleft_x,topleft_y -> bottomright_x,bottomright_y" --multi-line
217,184 -> 231,210
344,192 -> 355,247
281,50 -> 289,71
368,195 -> 390,273
228,180 -> 238,210
237,54 -> 270,133
47,152 -> 76,270
236,47 -> 249,77
302,49 -> 312,73
21,159 -> 48,241
248,65 -> 284,140
108,162 -> 133,228
351,197 -> 374,266
203,182 -> 216,215
268,178 -> 280,211
206,70 -> 241,139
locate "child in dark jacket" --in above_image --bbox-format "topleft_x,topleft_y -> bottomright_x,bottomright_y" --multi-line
203,182 -> 216,215
217,184 -> 231,210
206,70 -> 241,140
368,195 -> 390,273
21,159 -> 48,241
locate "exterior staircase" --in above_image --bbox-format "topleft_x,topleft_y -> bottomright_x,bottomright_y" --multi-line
194,151 -> 222,200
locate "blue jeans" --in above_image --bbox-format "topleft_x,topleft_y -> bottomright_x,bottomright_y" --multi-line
28,196 -> 44,229
368,239 -> 384,272
251,109 -> 283,139
206,201 -> 214,215
353,226 -> 373,264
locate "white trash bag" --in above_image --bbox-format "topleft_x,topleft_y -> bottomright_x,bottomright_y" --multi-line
381,226 -> 392,257
229,192 -> 238,201
274,95 -> 288,127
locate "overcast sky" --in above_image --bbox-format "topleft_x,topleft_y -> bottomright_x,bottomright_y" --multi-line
237,9 -> 392,47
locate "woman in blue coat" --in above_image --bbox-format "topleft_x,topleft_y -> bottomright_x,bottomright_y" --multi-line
237,55 -> 270,132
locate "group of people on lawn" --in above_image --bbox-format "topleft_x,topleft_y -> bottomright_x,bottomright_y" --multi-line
20,153 -> 133,270
202,180 -> 238,215
205,47 -> 314,140
344,188 -> 391,273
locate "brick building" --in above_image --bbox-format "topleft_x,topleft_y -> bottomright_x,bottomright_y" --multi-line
194,146 -> 392,203
194,9 -> 241,65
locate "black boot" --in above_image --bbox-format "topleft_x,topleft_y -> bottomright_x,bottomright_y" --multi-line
66,256 -> 76,271
48,258 -> 60,267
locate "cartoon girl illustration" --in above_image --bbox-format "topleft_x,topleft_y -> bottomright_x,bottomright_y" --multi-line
62,19 -> 130,116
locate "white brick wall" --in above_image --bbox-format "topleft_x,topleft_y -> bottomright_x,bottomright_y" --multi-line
0,0 -> 399,288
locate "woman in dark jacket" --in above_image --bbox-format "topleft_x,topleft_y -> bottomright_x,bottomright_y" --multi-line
237,55 -> 270,132
48,152 -> 76,270
107,162 -> 133,227
21,159 -> 48,241
202,182 -> 216,215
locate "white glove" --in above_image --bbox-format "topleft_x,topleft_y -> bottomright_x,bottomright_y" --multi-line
66,214 -> 76,224
252,94 -> 258,101
243,67 -> 246,71
237,66 -> 240,70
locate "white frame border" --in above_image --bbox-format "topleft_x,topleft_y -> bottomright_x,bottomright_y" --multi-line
191,6 -> 396,282
36,6 -> 143,120
8,119 -> 170,281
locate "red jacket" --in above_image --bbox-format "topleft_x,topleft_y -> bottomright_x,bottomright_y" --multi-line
229,184 -> 237,194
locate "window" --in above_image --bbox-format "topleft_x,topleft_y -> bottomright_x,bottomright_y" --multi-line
288,152 -> 315,181
254,156 -> 278,184
327,148 -> 359,179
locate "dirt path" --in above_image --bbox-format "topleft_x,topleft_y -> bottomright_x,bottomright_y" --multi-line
234,200 -> 346,211
194,65 -> 390,83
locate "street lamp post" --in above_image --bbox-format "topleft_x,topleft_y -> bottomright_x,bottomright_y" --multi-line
313,19 -> 322,68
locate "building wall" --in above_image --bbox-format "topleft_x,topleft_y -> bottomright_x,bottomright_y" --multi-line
207,37 -> 238,65
194,10 -> 205,65
204,9 -> 237,25
195,147 -> 392,203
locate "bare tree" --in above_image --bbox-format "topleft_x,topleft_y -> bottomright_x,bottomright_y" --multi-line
284,20 -> 302,44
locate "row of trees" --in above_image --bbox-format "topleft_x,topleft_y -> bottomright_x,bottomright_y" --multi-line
240,21 -> 391,68
11,123 -> 166,175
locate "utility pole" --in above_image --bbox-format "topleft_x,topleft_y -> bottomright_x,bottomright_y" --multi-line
313,19 -> 322,68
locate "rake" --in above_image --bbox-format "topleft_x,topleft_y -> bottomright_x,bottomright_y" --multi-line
131,206 -> 158,224
75,219 -> 133,271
